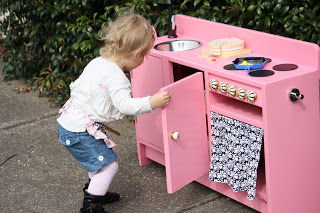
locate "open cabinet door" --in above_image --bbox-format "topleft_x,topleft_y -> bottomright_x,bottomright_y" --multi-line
160,72 -> 209,194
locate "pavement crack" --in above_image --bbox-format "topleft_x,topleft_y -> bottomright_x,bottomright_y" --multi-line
0,111 -> 58,130
175,195 -> 223,213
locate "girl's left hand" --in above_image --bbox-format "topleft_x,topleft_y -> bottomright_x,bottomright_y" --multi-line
149,91 -> 171,109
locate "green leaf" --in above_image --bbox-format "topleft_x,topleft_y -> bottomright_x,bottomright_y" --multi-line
281,6 -> 290,16
213,6 -> 219,11
51,10 -> 58,18
284,13 -> 293,22
28,41 -> 34,46
154,17 -> 161,29
265,16 -> 271,28
257,7 -> 262,15
247,20 -> 254,26
262,1 -> 272,10
296,34 -> 305,41
23,28 -> 30,37
285,23 -> 294,33
292,16 -> 300,23
298,7 -> 305,14
274,4 -> 281,13
194,0 -> 201,7
312,5 -> 320,14
222,13 -> 234,23
278,0 -> 290,5
256,18 -> 264,26
248,5 -> 257,11
77,16 -> 89,21
299,14 -> 305,20
43,44 -> 48,51
46,80 -> 51,89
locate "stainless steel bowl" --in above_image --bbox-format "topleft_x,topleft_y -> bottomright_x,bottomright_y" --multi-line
154,40 -> 201,52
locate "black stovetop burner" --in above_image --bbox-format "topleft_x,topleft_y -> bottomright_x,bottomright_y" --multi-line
223,64 -> 237,70
223,59 -> 297,77
273,63 -> 298,71
249,70 -> 274,77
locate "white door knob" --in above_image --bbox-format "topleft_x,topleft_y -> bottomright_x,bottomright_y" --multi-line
218,82 -> 227,93
227,85 -> 237,96
171,132 -> 180,140
236,88 -> 246,99
209,79 -> 219,90
246,90 -> 257,102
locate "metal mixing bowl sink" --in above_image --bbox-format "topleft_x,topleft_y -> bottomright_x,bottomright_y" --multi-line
154,40 -> 201,52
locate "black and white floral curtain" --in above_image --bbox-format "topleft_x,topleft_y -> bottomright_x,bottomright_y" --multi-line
209,112 -> 264,201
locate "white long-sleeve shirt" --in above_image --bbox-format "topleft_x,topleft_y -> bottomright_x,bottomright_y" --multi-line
57,57 -> 153,132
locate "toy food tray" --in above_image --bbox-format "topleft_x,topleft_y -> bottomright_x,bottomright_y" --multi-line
232,57 -> 267,71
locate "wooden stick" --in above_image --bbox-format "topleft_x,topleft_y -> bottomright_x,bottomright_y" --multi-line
104,126 -> 121,136
0,154 -> 17,166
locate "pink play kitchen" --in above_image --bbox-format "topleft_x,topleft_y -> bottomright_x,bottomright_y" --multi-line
131,14 -> 320,213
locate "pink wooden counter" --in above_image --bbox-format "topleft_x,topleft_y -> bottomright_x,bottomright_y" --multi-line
131,15 -> 320,213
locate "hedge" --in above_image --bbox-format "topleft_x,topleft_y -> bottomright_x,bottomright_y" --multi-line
0,0 -> 319,105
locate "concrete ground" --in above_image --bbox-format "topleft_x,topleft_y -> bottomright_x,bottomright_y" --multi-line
0,65 -> 258,213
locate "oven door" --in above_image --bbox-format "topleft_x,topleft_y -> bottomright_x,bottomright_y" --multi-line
160,72 -> 209,193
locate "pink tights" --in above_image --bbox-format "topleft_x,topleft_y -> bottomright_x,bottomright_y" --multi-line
87,160 -> 119,196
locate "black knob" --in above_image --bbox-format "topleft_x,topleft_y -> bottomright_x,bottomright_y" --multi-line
290,88 -> 304,102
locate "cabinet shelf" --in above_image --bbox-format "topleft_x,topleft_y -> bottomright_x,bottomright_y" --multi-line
209,93 -> 263,128
196,166 -> 267,212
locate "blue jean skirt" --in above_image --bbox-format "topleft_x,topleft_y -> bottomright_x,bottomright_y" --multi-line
57,123 -> 117,173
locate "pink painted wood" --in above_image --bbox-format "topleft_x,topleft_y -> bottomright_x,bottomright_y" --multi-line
131,55 -> 164,166
131,14 -> 320,212
262,72 -> 320,213
173,15 -> 319,70
160,72 -> 210,193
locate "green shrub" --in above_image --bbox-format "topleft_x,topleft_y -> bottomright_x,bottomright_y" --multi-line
0,0 -> 118,105
217,0 -> 320,43
1,0 -> 319,106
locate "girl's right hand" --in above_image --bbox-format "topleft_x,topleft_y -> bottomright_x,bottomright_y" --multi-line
149,91 -> 171,109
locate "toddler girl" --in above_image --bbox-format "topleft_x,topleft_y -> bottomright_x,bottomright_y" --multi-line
57,13 -> 170,213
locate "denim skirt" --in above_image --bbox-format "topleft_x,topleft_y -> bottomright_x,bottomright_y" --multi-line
57,123 -> 117,172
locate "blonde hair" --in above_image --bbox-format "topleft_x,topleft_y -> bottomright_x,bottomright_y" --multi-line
98,13 -> 155,61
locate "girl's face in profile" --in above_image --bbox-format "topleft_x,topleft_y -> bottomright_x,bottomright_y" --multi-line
124,40 -> 154,71
124,56 -> 145,71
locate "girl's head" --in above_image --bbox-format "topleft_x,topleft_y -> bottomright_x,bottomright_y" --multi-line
99,13 -> 155,63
